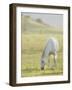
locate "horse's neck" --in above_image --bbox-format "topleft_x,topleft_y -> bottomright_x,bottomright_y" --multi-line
41,48 -> 49,60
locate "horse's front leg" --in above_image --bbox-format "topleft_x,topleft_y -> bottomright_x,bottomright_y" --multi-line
48,55 -> 50,67
54,54 -> 57,67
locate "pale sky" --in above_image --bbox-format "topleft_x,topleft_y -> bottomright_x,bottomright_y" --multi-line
22,12 -> 63,29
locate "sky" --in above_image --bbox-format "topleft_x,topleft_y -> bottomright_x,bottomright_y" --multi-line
22,12 -> 63,29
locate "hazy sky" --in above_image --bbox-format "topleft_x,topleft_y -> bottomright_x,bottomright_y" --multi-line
22,12 -> 63,29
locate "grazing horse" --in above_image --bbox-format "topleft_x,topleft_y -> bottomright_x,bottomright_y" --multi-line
40,37 -> 58,70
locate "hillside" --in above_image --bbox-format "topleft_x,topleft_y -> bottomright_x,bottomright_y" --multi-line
21,15 -> 63,34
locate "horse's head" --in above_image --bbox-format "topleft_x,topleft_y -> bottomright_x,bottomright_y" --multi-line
40,59 -> 45,70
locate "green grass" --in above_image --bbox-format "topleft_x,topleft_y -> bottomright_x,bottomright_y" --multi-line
21,33 -> 63,77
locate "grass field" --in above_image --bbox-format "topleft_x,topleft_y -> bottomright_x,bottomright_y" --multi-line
21,33 -> 63,77
21,15 -> 63,77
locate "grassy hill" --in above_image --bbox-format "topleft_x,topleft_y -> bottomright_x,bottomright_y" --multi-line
21,15 -> 63,77
21,15 -> 63,34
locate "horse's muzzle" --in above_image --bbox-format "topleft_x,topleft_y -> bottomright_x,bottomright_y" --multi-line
41,67 -> 44,70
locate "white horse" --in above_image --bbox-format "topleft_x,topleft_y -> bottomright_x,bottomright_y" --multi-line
40,37 -> 58,70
